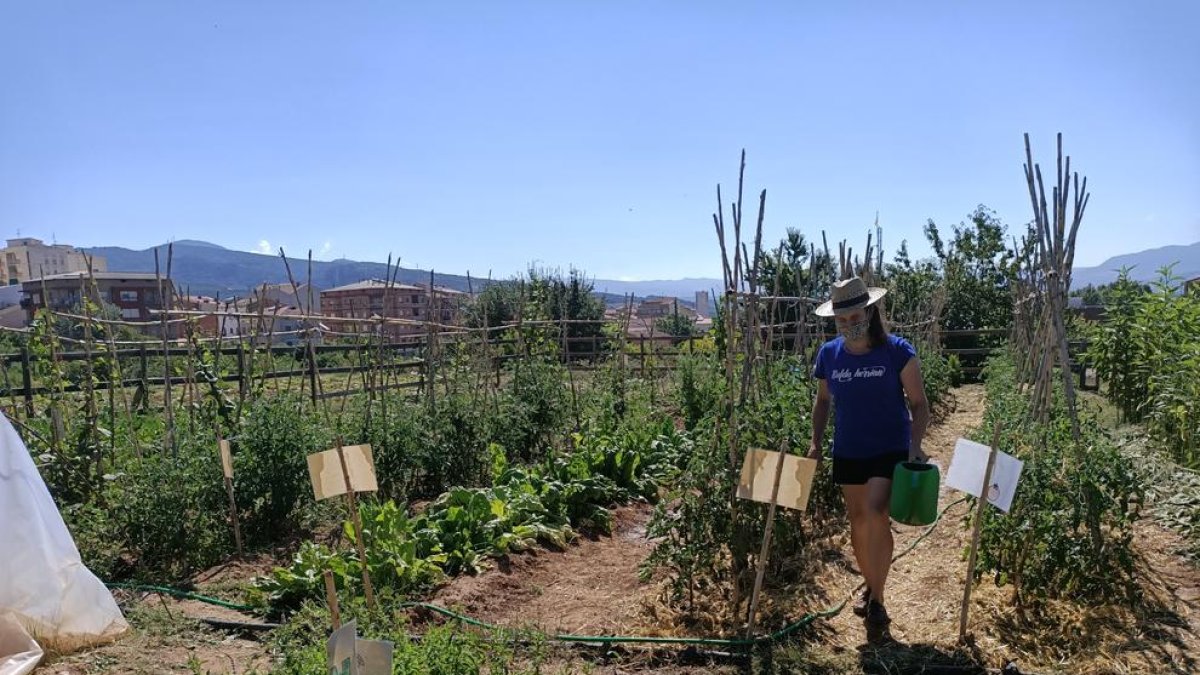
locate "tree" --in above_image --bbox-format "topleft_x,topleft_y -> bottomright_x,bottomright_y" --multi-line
923,205 -> 1016,344
755,228 -> 836,349
882,239 -> 942,328
463,267 -> 606,356
655,312 -> 695,340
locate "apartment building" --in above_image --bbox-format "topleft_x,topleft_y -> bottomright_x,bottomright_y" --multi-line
3,238 -> 105,286
21,272 -> 176,334
319,279 -> 464,340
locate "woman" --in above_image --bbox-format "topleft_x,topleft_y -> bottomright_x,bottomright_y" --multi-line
807,276 -> 929,627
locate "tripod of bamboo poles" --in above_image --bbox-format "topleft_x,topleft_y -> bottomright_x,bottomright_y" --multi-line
1011,133 -> 1088,438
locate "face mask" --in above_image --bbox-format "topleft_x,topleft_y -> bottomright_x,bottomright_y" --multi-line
839,318 -> 869,341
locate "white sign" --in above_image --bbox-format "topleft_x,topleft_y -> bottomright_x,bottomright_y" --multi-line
945,438 -> 1023,513
736,449 -> 817,512
326,621 -> 394,675
327,621 -> 357,675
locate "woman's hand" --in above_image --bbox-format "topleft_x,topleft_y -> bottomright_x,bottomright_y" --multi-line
807,443 -> 823,464
909,444 -> 928,463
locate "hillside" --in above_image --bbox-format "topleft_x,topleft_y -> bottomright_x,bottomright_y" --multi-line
83,241 -> 634,305
1072,241 -> 1200,288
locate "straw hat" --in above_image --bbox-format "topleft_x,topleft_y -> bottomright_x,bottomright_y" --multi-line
814,276 -> 887,317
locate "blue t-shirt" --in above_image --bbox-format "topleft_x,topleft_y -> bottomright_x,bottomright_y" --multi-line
812,334 -> 917,459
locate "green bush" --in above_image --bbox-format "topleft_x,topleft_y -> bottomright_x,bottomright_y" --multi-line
488,358 -> 569,463
1085,269 -> 1200,467
675,353 -> 723,431
644,354 -> 827,611
235,394 -> 333,545
913,341 -> 957,416
974,353 -> 1143,605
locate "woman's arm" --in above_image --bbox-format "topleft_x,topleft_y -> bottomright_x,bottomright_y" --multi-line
900,358 -> 929,462
808,378 -> 832,460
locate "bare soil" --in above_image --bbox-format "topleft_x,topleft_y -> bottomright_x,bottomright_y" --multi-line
431,504 -> 659,636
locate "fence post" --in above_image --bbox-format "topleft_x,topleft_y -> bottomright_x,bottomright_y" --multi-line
20,347 -> 34,418
138,343 -> 150,412
305,338 -> 319,407
236,340 -> 248,403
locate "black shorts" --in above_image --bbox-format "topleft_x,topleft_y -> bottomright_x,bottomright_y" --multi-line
832,452 -> 908,485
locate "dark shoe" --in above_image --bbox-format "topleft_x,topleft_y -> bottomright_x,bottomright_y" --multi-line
853,587 -> 871,617
865,599 -> 891,626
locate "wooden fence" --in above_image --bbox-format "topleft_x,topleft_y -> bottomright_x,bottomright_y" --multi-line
0,327 -> 1095,416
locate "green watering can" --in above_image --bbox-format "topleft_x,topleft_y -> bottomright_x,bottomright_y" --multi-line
890,461 -> 940,526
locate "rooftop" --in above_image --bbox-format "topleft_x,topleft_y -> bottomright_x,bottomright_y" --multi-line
23,271 -> 163,283
322,279 -> 466,295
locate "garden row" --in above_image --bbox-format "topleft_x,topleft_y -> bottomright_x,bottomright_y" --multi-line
1083,269 -> 1200,469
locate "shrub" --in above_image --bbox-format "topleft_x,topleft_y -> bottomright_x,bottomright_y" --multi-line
974,353 -> 1143,605
235,394 -> 333,545
1085,268 -> 1200,467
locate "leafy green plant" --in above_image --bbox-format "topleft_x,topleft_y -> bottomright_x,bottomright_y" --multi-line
250,427 -> 685,613
973,353 -> 1143,606
1085,268 -> 1200,467
234,394 -> 333,545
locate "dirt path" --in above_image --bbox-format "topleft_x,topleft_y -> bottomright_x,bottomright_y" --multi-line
818,385 -> 986,649
807,384 -> 1200,674
431,503 -> 659,636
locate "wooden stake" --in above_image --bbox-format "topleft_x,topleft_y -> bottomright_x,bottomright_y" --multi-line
324,569 -> 341,630
960,421 -> 1003,641
336,439 -> 376,611
217,433 -> 244,558
745,439 -> 790,639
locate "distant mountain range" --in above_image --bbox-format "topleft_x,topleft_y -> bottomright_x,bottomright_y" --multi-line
82,241 -> 704,306
85,240 -> 481,299
1071,241 -> 1200,289
81,238 -> 1198,308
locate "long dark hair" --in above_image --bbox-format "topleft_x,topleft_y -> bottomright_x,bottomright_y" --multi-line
867,303 -> 888,349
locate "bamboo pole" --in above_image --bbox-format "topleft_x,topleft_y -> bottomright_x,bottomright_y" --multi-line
335,438 -> 376,610
960,421 -> 1003,641
745,439 -> 791,639
154,245 -> 176,455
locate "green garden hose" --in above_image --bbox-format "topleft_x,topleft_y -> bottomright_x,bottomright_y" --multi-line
105,582 -> 257,612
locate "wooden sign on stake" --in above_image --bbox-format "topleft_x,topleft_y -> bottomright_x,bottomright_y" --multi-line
740,441 -> 816,639
217,434 -> 243,558
959,421 -> 1003,641
307,445 -> 378,500
737,447 -> 817,512
307,442 -> 378,611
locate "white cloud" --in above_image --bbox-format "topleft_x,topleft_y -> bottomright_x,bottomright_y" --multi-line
255,240 -> 272,255
320,241 -> 333,256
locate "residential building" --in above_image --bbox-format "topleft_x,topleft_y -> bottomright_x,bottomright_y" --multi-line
636,297 -> 695,320
247,282 -> 319,313
21,272 -> 175,328
3,238 -> 105,286
319,279 -> 465,340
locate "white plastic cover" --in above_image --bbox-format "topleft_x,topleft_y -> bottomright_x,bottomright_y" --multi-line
0,411 -> 128,666
0,615 -> 42,675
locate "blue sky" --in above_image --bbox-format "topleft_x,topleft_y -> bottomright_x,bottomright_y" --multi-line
2,1 -> 1197,281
